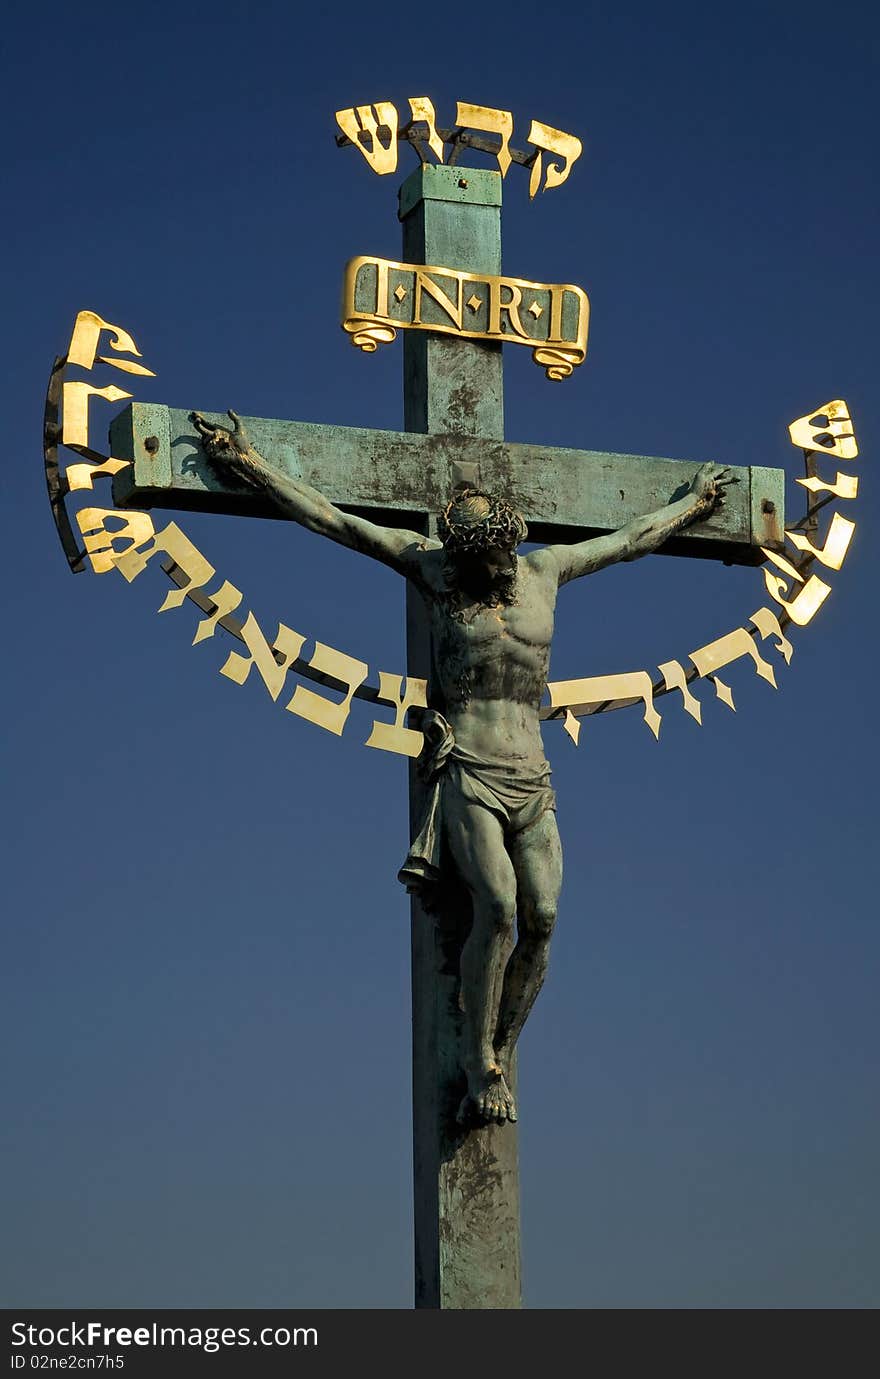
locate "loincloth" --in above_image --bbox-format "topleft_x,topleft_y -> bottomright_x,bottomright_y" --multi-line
397,711 -> 556,910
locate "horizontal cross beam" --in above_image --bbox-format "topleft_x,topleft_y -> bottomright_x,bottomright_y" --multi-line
110,404 -> 785,564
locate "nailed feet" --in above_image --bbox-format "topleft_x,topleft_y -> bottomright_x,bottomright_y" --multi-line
457,1064 -> 517,1126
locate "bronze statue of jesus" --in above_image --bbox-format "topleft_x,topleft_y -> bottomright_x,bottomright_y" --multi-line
192,410 -> 731,1127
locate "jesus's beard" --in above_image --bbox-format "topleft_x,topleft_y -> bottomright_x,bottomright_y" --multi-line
446,558 -> 517,612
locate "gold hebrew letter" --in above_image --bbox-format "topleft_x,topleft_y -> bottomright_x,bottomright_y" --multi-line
689,628 -> 779,705
760,546 -> 803,583
112,520 -> 243,641
62,381 -> 132,458
113,520 -> 215,603
657,660 -> 702,724
62,375 -> 131,499
192,582 -> 243,644
335,102 -> 399,174
407,96 -> 445,162
65,456 -> 131,492
796,471 -> 859,500
66,310 -> 156,376
526,120 -> 583,198
365,672 -> 428,756
74,507 -> 156,575
562,708 -> 581,746
708,677 -> 736,711
761,552 -> 831,627
788,400 -> 857,459
785,512 -> 855,570
547,672 -> 661,739
749,608 -> 793,665
286,643 -> 369,736
454,101 -> 513,176
220,613 -> 307,702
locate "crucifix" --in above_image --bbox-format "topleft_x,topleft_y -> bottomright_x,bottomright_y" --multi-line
85,149 -> 789,1308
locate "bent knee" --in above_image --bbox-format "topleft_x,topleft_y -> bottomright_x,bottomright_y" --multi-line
522,903 -> 557,941
478,890 -> 517,936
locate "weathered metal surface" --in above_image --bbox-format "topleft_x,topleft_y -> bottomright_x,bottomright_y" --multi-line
403,165 -> 522,1310
401,165 -> 504,442
112,405 -> 784,565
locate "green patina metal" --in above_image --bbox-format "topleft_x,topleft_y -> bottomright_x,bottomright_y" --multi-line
107,162 -> 787,1311
401,166 -> 519,1311
112,408 -> 783,564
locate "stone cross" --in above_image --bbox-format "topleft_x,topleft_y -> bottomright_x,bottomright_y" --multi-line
110,163 -> 784,1308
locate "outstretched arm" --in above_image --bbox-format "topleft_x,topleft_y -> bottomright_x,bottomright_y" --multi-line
191,411 -> 433,575
544,463 -> 736,586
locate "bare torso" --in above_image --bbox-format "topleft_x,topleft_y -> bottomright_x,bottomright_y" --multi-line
413,549 -> 559,761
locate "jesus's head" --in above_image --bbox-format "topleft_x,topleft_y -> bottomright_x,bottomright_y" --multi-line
438,488 -> 527,606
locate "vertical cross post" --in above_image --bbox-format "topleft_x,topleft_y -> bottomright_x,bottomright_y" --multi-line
400,164 -> 521,1309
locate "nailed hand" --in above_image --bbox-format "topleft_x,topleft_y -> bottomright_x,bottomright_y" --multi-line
689,462 -> 738,514
190,409 -> 266,487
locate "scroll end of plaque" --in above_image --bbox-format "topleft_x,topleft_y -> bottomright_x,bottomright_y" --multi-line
342,319 -> 397,352
531,346 -> 583,381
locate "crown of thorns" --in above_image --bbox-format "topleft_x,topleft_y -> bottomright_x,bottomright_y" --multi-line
438,489 -> 528,553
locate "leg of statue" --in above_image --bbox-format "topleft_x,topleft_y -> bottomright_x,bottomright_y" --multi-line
493,811 -> 563,1078
444,798 -> 518,1124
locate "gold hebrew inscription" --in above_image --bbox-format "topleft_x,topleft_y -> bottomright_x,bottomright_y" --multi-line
689,627 -> 778,691
65,456 -> 130,492
192,581 -> 244,644
657,660 -> 702,724
407,96 -> 445,162
796,471 -> 858,500
761,553 -> 832,627
709,677 -> 736,711
112,519 -> 243,644
62,381 -> 132,458
75,507 -> 156,575
454,101 -> 513,176
287,643 -> 369,736
113,521 -> 213,599
760,546 -> 803,583
335,102 -> 399,174
562,708 -> 581,746
365,672 -> 428,756
336,97 -> 581,196
220,613 -> 307,702
526,120 -> 583,197
789,400 -> 857,459
66,310 -> 156,376
785,512 -> 855,570
548,672 -> 661,739
749,607 -> 794,665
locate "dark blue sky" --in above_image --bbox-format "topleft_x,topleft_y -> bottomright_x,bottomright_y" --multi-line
3,1 -> 877,1308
